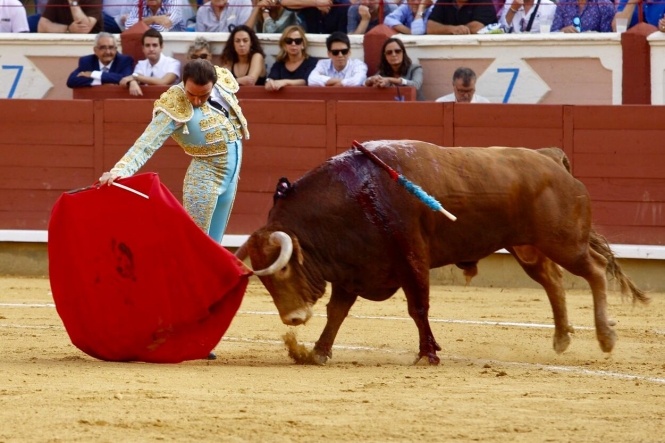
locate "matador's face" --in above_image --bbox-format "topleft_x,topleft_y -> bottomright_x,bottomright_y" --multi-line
184,80 -> 213,108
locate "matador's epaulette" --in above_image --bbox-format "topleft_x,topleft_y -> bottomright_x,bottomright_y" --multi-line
153,86 -> 193,123
215,66 -> 239,94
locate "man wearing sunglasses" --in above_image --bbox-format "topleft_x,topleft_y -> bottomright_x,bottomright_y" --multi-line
307,31 -> 367,86
66,32 -> 134,89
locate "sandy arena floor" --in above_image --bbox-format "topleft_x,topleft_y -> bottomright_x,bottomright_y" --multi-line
0,277 -> 663,442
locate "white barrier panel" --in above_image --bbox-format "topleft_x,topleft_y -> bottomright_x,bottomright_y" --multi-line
0,32 -> 623,103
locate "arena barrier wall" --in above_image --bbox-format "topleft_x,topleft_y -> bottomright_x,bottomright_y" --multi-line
1,99 -> 663,288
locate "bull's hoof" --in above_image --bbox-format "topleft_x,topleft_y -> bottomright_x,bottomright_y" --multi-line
414,352 -> 440,365
553,333 -> 571,354
312,352 -> 329,366
597,328 -> 617,353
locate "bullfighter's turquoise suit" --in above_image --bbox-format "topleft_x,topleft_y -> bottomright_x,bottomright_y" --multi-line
110,67 -> 249,243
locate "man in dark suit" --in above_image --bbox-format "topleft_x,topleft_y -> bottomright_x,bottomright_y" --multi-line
67,32 -> 134,88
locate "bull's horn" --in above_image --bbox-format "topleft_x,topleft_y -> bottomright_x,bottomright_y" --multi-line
252,231 -> 293,276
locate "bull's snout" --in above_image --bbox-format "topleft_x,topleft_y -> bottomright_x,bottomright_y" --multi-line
280,307 -> 312,326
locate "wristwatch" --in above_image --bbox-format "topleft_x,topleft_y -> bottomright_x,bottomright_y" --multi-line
70,1 -> 79,6
132,73 -> 139,79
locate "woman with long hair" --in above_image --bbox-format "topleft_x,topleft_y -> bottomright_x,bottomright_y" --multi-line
365,37 -> 424,101
265,25 -> 318,91
220,24 -> 267,86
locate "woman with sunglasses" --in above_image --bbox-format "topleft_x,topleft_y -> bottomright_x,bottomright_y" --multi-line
265,26 -> 318,91
365,37 -> 424,101
220,24 -> 267,86
187,36 -> 212,61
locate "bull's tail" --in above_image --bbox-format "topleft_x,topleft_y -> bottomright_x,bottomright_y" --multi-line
589,229 -> 649,304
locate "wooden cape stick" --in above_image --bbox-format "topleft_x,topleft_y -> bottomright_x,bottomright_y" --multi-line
352,140 -> 457,221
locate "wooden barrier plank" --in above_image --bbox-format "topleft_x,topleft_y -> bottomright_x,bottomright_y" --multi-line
592,201 -> 665,226
2,99 -> 93,122
574,129 -> 665,154
245,125 -> 328,147
584,178 -> 665,201
454,104 -> 563,129
592,225 -> 665,245
336,127 -> 446,149
242,100 -> 327,125
573,105 -> 665,129
574,152 -> 665,179
452,128 -> 563,148
4,122 -> 94,145
73,85 -> 416,102
336,102 -> 442,126
0,145 -> 94,168
0,166 -> 93,190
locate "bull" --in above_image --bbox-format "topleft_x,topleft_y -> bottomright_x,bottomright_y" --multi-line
237,140 -> 647,365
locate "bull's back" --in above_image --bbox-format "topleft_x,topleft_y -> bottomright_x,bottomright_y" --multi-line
267,141 -> 591,280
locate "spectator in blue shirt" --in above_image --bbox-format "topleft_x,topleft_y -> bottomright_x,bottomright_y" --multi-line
384,0 -> 434,34
614,0 -> 665,31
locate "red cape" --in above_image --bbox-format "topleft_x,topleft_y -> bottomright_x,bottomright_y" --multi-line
48,173 -> 250,363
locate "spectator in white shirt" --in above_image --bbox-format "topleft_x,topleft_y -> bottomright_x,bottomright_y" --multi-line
124,0 -> 184,32
308,31 -> 367,87
195,0 -> 253,32
119,29 -> 181,97
0,0 -> 29,32
435,67 -> 490,103
499,0 -> 555,33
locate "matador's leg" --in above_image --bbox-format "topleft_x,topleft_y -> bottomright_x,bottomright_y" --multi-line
182,141 -> 242,243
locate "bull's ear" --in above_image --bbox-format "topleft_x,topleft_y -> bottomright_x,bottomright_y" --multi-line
292,235 -> 304,266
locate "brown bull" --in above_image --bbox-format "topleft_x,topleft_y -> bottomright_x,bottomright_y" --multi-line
238,140 -> 647,365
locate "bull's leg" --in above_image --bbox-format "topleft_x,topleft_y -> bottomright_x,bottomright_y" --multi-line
401,274 -> 441,365
510,246 -> 574,354
559,247 -> 616,353
312,284 -> 357,365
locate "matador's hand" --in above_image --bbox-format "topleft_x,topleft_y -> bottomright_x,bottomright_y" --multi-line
98,172 -> 118,186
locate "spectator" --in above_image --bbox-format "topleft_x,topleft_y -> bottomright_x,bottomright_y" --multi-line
308,31 -> 367,87
99,59 -> 250,246
187,36 -> 213,61
550,0 -> 613,33
0,0 -> 29,32
384,0 -> 434,35
102,0 -> 130,33
124,0 -> 184,32
426,0 -> 497,35
195,0 -> 253,32
499,0 -> 555,33
37,0 -> 103,33
281,0 -> 350,34
365,37 -> 424,100
616,0 -> 664,31
259,1 -> 299,33
347,0 -> 397,35
265,25 -> 318,90
67,32 -> 134,88
435,67 -> 489,103
221,25 -> 267,86
119,28 -> 180,96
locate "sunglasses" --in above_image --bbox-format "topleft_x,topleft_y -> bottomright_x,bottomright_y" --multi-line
384,48 -> 403,56
190,53 -> 210,59
330,48 -> 349,56
284,37 -> 303,45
